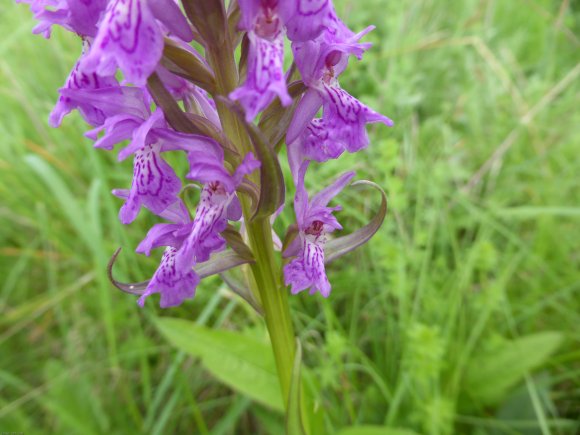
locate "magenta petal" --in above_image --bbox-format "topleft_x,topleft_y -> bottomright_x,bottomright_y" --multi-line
284,237 -> 331,297
119,144 -> 182,224
321,85 -> 393,152
50,58 -> 118,127
91,115 -> 141,151
174,183 -> 230,271
138,247 -> 200,308
148,0 -> 193,42
281,0 -> 335,42
237,0 -> 261,31
118,109 -> 165,161
136,222 -> 188,256
81,0 -> 164,85
230,30 -> 291,122
286,89 -> 323,143
311,171 -> 355,210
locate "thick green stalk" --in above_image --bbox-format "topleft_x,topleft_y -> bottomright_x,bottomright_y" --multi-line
206,39 -> 296,406
246,218 -> 297,405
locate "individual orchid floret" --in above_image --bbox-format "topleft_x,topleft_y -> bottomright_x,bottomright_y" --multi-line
16,0 -> 108,38
175,153 -> 261,271
284,162 -> 354,297
132,199 -> 200,307
287,31 -> 393,154
230,0 -> 291,122
133,154 -> 260,308
81,0 -> 194,86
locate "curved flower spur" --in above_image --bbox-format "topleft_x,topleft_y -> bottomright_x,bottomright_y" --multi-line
18,0 -> 393,426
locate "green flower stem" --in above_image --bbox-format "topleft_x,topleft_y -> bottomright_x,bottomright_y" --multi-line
246,217 -> 297,407
207,40 -> 297,408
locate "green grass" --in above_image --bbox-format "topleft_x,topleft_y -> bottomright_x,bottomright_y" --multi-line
1,0 -> 579,433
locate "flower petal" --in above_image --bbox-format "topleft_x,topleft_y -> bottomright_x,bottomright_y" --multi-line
138,247 -> 200,308
82,0 -> 164,85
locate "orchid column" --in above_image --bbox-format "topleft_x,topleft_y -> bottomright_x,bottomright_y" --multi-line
18,0 -> 392,421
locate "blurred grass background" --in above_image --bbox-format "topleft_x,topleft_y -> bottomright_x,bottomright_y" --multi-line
1,0 -> 579,433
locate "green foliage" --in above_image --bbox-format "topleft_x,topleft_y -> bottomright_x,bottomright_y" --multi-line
464,332 -> 563,406
155,317 -> 284,411
1,0 -> 579,433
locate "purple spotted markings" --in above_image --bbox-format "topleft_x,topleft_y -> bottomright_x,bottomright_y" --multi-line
138,247 -> 200,308
284,163 -> 354,297
231,1 -> 291,121
18,0 -> 392,306
121,143 -> 182,224
81,0 -> 193,85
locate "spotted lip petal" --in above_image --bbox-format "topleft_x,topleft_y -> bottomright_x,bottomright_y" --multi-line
120,143 -> 182,224
230,1 -> 292,122
81,0 -> 192,86
230,29 -> 291,122
138,247 -> 200,308
283,162 -> 354,297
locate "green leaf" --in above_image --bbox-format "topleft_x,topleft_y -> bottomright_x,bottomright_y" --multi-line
181,0 -> 227,48
155,318 -> 284,411
464,332 -> 563,405
325,180 -> 388,264
286,339 -> 307,435
259,81 -> 307,152
219,98 -> 285,220
161,40 -> 216,93
337,426 -> 419,435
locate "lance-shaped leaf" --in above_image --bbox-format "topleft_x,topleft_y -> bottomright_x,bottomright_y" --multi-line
183,113 -> 239,160
282,224 -> 299,254
162,39 -> 216,93
222,225 -> 254,261
107,248 -> 255,295
147,73 -> 203,135
182,0 -> 227,48
219,98 -> 285,221
325,180 -> 388,264
227,0 -> 243,48
237,179 -> 260,212
238,34 -> 250,84
286,339 -> 308,435
147,73 -> 237,164
259,80 -> 307,152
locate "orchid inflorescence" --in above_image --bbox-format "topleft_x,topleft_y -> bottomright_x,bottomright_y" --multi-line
18,0 -> 392,309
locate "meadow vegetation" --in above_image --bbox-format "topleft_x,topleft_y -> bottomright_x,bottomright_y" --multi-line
0,0 -> 579,433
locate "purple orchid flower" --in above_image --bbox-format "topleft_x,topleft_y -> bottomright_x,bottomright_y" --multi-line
16,0 -> 108,38
80,0 -> 194,86
131,199 -> 201,307
133,153 -> 260,307
230,0 -> 291,121
286,29 -> 393,159
230,0 -> 353,122
174,152 -> 260,270
284,162 -> 354,297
